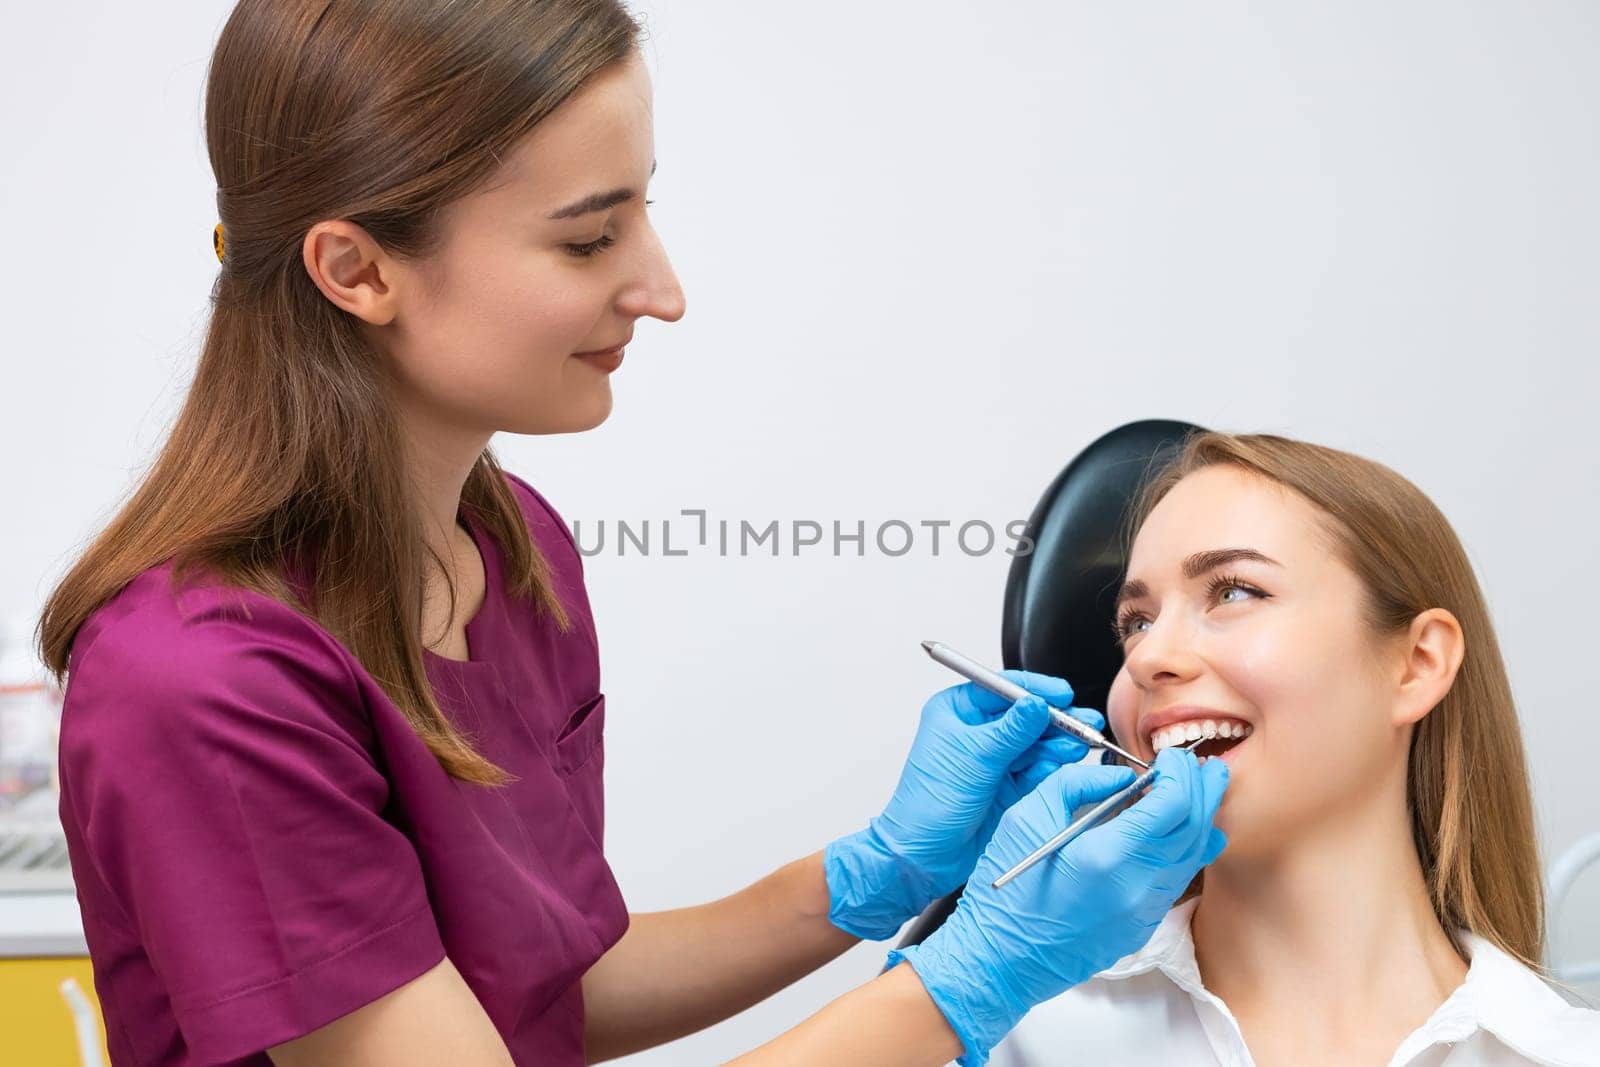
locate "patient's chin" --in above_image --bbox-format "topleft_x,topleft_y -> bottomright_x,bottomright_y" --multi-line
1210,796 -> 1317,866
1205,780 -> 1282,860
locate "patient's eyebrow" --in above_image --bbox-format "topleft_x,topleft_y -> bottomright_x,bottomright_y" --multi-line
1116,547 -> 1283,606
548,159 -> 657,220
1181,547 -> 1281,579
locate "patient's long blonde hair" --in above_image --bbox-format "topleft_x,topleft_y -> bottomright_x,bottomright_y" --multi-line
1124,431 -> 1545,971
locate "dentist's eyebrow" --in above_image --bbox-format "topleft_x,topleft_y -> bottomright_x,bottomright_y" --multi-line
1115,548 -> 1283,606
548,158 -> 657,220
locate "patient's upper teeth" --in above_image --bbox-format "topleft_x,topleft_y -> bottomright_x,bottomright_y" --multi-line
1148,717 -> 1253,753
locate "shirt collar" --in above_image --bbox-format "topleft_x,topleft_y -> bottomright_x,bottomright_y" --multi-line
1097,896 -> 1204,987
1094,899 -> 1592,1066
1420,931 -> 1596,1066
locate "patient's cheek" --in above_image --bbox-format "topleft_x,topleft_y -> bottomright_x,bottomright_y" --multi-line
1106,670 -> 1138,747
1224,628 -> 1305,717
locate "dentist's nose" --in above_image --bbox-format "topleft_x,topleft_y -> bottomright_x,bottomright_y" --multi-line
621,220 -> 686,324
633,261 -> 685,324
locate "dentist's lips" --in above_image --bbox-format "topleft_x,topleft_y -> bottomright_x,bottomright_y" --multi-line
574,344 -> 625,372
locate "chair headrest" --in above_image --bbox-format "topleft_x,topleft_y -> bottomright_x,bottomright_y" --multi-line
885,418 -> 1207,962
1000,418 -> 1206,736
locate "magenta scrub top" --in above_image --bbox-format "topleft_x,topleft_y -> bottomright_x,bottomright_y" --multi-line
57,472 -> 628,1065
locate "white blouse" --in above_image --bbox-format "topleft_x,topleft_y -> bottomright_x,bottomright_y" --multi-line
991,897 -> 1599,1067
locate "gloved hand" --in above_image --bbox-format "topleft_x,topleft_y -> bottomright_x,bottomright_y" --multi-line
824,674 -> 1105,940
888,748 -> 1229,1066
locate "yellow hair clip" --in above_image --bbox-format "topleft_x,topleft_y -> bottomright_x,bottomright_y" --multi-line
213,222 -> 226,263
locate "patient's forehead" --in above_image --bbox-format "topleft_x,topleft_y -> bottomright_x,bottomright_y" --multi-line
1127,464 -> 1333,578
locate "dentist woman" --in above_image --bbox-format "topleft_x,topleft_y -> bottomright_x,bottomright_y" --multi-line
38,4 -> 1229,1065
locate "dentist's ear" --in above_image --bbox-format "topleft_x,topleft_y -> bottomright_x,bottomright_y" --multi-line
1391,608 -> 1466,728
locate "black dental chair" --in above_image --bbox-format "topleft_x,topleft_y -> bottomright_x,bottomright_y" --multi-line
886,417 -> 1205,960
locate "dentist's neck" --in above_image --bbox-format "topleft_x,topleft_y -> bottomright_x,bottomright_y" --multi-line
1190,760 -> 1468,1050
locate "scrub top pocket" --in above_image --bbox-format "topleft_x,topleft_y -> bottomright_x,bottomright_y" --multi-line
552,693 -> 607,842
552,692 -> 605,776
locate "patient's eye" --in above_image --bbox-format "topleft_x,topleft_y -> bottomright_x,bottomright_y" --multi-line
1207,572 -> 1268,608
1111,610 -> 1149,645
1110,573 -> 1270,648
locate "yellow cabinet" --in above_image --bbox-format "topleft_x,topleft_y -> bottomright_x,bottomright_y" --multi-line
0,957 -> 107,1067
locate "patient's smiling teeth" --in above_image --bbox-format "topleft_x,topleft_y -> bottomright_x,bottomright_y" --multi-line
1148,719 -> 1254,753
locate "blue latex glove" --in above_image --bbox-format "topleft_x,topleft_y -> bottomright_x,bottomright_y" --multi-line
824,676 -> 1104,941
888,748 -> 1229,1066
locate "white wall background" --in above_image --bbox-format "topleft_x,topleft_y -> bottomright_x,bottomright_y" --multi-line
4,1 -> 1597,1062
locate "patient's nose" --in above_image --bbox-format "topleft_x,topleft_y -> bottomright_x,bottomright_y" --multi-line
1123,613 -> 1204,690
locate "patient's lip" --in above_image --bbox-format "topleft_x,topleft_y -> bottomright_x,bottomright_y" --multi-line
1138,704 -> 1251,744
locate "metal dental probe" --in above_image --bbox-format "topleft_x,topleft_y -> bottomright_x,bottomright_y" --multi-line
990,737 -> 1204,889
920,641 -> 1150,770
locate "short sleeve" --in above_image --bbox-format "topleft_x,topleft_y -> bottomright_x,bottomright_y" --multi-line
59,598 -> 446,1062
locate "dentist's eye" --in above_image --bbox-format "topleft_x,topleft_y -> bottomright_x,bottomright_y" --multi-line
564,201 -> 654,259
565,234 -> 615,258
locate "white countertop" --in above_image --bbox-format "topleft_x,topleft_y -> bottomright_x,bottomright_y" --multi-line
0,792 -> 88,957
0,890 -> 87,957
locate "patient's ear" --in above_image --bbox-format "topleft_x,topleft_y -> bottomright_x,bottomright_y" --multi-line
1390,608 -> 1465,727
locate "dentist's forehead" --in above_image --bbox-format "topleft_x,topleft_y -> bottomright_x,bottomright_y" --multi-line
474,51 -> 655,204
1126,465 -> 1325,579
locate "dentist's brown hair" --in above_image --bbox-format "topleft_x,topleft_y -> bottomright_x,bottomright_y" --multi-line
1123,431 -> 1545,972
39,0 -> 649,786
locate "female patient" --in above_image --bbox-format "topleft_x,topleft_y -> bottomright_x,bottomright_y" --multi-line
994,432 -> 1597,1067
